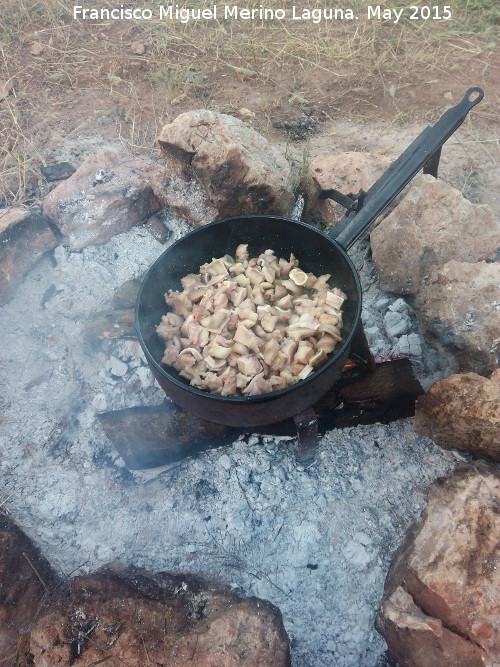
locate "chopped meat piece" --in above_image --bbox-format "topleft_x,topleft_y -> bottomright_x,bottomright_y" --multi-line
289,268 -> 308,286
326,290 -> 345,310
280,279 -> 304,296
274,284 -> 288,300
180,274 -> 202,290
310,349 -> 328,367
201,258 -> 228,276
263,338 -> 280,365
236,372 -> 250,390
237,355 -> 262,376
262,264 -> 275,283
294,343 -> 315,365
165,291 -> 192,318
158,247 -> 346,395
242,372 -> 269,396
236,244 -> 249,261
261,313 -> 279,333
276,294 -> 293,309
234,324 -> 261,353
259,249 -> 276,263
278,254 -> 298,278
219,367 -> 237,396
205,355 -> 227,371
246,266 -> 265,285
230,286 -> 247,307
208,343 -> 232,359
200,310 -> 230,334
313,274 -> 331,290
229,262 -> 246,275
316,334 -> 339,352
297,364 -> 314,380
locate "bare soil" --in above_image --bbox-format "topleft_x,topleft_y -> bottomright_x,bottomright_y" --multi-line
1,1 -> 499,209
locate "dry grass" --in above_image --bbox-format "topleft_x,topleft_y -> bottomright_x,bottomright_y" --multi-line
0,0 -> 498,205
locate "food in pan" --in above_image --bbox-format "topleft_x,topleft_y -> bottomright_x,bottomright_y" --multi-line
156,245 -> 346,396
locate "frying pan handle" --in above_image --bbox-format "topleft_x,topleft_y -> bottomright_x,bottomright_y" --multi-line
328,87 -> 484,250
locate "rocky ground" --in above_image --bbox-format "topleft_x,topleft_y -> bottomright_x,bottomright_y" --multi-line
0,105 -> 498,665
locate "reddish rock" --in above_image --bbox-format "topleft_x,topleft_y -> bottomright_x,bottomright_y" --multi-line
43,150 -> 162,249
29,563 -> 291,667
371,175 -> 500,294
0,511 -> 60,666
157,110 -> 294,219
0,207 -> 58,306
303,152 -> 392,227
378,586 -> 487,667
415,370 -> 500,460
416,260 -> 500,375
376,464 -> 500,667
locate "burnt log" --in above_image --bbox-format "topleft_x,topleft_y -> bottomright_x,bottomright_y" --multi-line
101,359 -> 423,469
84,308 -> 135,345
99,404 -> 238,469
112,278 -> 142,310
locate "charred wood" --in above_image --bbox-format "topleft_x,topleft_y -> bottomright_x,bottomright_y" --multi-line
101,359 -> 423,469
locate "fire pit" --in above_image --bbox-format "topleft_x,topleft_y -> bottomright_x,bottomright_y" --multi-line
0,86 -> 497,667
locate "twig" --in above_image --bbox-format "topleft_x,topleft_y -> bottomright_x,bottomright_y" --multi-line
66,559 -> 90,578
234,469 -> 256,514
140,634 -> 152,666
22,552 -> 50,594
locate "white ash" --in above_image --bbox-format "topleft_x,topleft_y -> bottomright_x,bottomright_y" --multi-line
348,238 -> 449,384
0,213 -> 453,667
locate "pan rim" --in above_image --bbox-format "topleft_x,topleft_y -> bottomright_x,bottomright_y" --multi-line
135,214 -> 363,404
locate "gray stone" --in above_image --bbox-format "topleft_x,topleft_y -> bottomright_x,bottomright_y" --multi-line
304,152 -> 393,226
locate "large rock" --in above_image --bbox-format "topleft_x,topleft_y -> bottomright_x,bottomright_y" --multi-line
416,260 -> 500,374
378,586 -> 487,667
43,150 -> 162,249
376,464 -> 500,667
157,110 -> 294,219
0,207 -> 58,306
371,174 -> 500,294
29,563 -> 291,666
303,152 -> 392,227
414,370 -> 500,460
0,511 -> 60,665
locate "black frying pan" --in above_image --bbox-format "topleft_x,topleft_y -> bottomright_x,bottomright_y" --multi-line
136,88 -> 483,427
